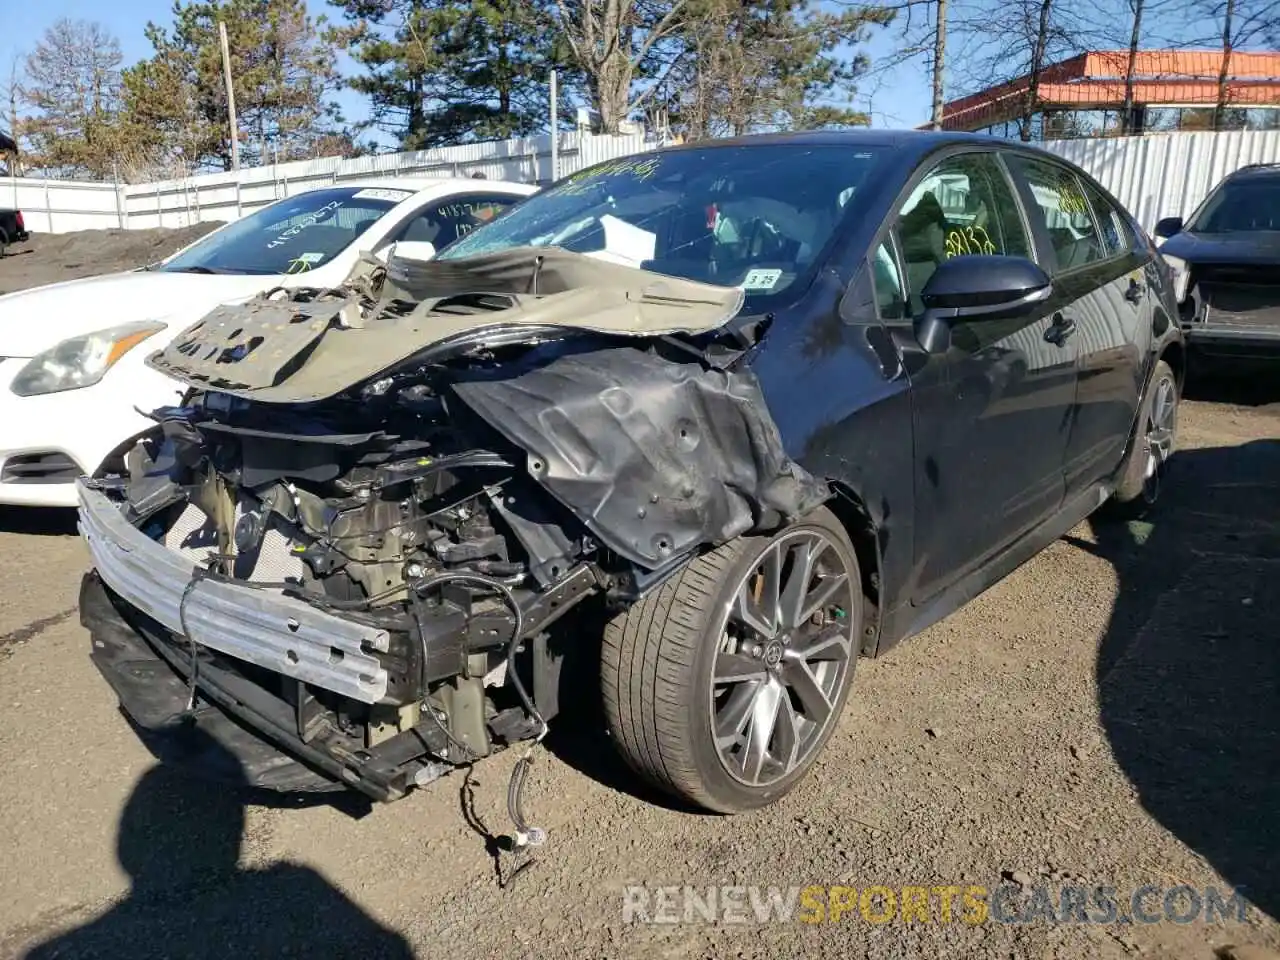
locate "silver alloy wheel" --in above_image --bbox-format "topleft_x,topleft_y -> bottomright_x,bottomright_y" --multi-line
708,529 -> 858,787
1142,374 -> 1177,501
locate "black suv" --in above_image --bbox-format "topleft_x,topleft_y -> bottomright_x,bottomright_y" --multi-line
1155,163 -> 1280,366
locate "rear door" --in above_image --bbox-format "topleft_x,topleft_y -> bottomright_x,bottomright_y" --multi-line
1003,154 -> 1147,496
885,150 -> 1079,605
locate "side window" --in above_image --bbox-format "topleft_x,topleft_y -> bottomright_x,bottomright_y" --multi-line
871,240 -> 907,320
1006,156 -> 1107,271
394,193 -> 519,250
893,153 -> 1030,316
1079,179 -> 1131,257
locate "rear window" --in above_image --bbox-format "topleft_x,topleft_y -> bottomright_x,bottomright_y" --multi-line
161,186 -> 414,276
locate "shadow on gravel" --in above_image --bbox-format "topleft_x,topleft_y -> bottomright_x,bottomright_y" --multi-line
0,506 -> 79,537
1073,438 -> 1280,923
1183,366 -> 1280,408
537,621 -> 708,815
21,728 -> 413,960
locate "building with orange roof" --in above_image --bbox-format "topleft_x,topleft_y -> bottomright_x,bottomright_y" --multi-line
932,50 -> 1280,139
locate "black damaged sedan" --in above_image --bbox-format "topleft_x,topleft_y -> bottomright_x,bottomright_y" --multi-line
79,130 -> 1183,818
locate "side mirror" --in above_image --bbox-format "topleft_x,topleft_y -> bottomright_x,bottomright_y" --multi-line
383,240 -> 437,263
914,255 -> 1053,354
1153,216 -> 1183,239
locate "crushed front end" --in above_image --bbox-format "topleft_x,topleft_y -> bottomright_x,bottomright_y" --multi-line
78,389 -> 601,801
76,250 -> 827,803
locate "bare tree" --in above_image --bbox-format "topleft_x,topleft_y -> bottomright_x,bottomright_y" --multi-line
1180,0 -> 1277,130
661,0 -> 893,139
552,0 -> 690,133
23,19 -> 125,178
1213,0 -> 1236,130
931,0 -> 948,128
852,0 -> 966,131
1,55 -> 23,176
950,0 -> 1098,140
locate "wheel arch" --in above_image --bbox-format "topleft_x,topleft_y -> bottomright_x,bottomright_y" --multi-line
1159,338 -> 1186,392
820,480 -> 883,657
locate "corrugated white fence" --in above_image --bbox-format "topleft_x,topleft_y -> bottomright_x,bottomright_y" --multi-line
6,128 -> 1279,236
4,129 -> 650,234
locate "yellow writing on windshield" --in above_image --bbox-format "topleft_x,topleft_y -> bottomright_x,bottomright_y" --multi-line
560,156 -> 662,195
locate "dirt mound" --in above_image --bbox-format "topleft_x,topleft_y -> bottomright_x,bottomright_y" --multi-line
0,222 -> 224,295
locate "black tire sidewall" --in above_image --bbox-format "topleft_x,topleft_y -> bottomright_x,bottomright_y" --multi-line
683,508 -> 863,812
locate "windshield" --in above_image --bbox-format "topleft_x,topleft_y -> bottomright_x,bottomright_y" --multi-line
160,186 -> 415,275
1188,178 -> 1280,233
436,144 -> 890,306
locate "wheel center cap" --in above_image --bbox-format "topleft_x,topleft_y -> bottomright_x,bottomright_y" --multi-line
763,641 -> 784,667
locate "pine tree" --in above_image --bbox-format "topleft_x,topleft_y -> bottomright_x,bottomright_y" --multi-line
122,0 -> 344,174
659,0 -> 895,140
331,0 -> 575,148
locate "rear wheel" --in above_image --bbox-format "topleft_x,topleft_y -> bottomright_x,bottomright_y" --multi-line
0,228 -> 8,258
1106,358 -> 1179,517
601,507 -> 862,812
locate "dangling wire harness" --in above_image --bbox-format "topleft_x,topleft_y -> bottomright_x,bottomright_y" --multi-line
410,572 -> 549,884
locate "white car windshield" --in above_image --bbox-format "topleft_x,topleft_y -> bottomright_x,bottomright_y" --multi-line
436,144 -> 889,305
160,186 -> 416,275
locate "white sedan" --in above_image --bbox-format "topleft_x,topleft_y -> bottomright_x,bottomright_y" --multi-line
0,176 -> 537,507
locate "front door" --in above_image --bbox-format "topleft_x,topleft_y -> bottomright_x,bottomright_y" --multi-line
885,151 -> 1080,606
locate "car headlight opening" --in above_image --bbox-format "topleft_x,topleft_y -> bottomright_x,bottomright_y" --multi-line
1162,254 -> 1190,303
9,321 -> 167,397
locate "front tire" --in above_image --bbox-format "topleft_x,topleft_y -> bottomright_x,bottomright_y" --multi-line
1106,358 -> 1179,518
601,506 -> 863,813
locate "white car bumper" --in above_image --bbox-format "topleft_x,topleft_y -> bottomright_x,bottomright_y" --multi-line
0,357 -> 185,508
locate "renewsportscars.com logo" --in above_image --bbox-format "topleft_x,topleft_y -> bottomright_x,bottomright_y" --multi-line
621,884 -> 1248,926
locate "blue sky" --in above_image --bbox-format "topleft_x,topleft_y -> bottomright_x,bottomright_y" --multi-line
2,0 -> 936,136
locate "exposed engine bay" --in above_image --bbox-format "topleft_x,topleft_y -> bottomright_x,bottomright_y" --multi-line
80,249 -> 829,808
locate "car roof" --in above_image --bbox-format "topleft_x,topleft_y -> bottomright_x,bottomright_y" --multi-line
1224,163 -> 1280,182
316,176 -> 537,196
634,128 -> 1084,174
663,128 -> 995,150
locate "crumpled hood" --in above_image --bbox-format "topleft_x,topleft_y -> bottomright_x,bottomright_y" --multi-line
0,269 -> 281,358
145,247 -> 747,403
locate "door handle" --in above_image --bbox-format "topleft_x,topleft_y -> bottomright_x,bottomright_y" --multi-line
1124,279 -> 1145,304
1044,313 -> 1076,346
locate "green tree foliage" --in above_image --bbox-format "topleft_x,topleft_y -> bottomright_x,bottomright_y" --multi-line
330,0 -> 576,148
122,0 -> 343,174
659,0 -> 894,139
21,19 -> 126,179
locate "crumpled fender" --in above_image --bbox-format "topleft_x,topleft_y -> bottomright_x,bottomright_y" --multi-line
451,345 -> 829,569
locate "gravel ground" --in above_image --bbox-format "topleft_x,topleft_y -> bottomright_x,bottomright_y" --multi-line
0,223 -> 221,294
0,232 -> 1277,959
